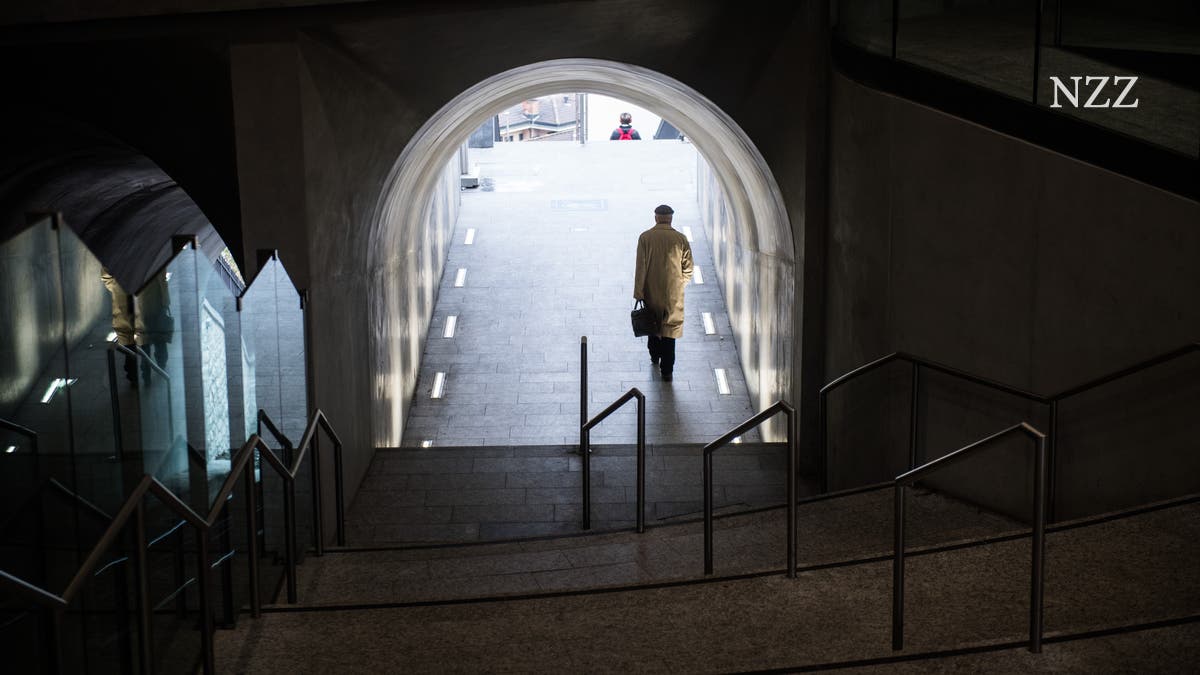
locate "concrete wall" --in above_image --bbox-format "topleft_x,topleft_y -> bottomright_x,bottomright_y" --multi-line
696,154 -> 794,438
826,71 -> 1200,520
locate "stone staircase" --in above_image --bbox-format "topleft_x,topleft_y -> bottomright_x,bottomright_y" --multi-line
213,457 -> 1200,673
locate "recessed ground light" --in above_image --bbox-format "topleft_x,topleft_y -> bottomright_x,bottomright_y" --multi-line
731,436 -> 742,445
106,331 -> 118,343
420,440 -> 434,448
444,315 -> 458,338
454,269 -> 467,287
4,446 -> 16,454
701,312 -> 716,335
693,267 -> 704,284
683,226 -> 694,242
464,228 -> 476,245
431,372 -> 446,399
714,368 -> 731,395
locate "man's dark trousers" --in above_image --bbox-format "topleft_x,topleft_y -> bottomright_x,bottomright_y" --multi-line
647,335 -> 676,374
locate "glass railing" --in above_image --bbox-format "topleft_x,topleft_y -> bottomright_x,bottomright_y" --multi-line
0,213 -> 310,672
835,0 -> 1200,157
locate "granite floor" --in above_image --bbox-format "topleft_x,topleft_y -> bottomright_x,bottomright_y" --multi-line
401,141 -> 760,447
216,498 -> 1200,673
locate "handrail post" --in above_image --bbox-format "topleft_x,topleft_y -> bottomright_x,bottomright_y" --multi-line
312,430 -> 325,556
1030,434 -> 1048,653
220,504 -> 235,627
334,433 -> 346,547
818,390 -> 828,492
1047,400 -> 1058,523
173,527 -> 187,618
283,482 -> 298,604
636,392 -> 646,534
580,337 -> 588,433
196,523 -> 215,675
892,483 -> 905,651
582,427 -> 591,530
703,449 -> 714,575
786,406 -> 797,579
244,457 -> 261,618
134,501 -> 153,672
909,362 -> 920,470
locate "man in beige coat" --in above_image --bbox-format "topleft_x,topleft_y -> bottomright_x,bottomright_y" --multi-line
633,204 -> 694,380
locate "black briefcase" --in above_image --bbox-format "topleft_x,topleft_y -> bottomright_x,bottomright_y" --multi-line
631,300 -> 659,337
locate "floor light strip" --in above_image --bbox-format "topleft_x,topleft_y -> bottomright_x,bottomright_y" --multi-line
454,269 -> 467,287
693,267 -> 704,284
431,372 -> 446,399
106,331 -> 118,343
4,446 -> 16,454
444,315 -> 458,338
420,440 -> 434,448
714,368 -> 731,395
701,312 -> 716,335
464,229 -> 476,245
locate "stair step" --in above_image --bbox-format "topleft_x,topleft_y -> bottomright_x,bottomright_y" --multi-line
219,498 -> 1200,672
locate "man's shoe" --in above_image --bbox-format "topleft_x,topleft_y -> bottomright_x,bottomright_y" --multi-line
650,355 -> 659,365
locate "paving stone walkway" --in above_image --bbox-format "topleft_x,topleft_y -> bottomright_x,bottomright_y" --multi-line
401,141 -> 759,447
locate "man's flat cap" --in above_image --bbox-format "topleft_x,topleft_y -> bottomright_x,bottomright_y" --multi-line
654,204 -> 674,215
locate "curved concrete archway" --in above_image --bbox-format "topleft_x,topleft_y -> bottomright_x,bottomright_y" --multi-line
370,58 -> 795,445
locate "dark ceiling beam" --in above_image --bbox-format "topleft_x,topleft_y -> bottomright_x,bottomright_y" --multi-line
0,0 -> 586,44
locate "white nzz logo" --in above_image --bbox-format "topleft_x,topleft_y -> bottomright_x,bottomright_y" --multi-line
1049,76 -> 1140,109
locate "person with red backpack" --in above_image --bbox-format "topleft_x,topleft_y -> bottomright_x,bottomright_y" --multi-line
609,112 -> 642,140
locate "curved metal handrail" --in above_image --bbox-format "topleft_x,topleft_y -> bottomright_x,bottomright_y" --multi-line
702,400 -> 798,578
820,343 -> 1200,498
257,408 -> 295,451
892,422 -> 1048,654
292,409 -> 347,550
580,387 -> 646,532
0,409 -> 347,674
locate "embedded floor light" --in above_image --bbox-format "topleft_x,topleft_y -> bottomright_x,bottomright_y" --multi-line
444,315 -> 458,338
464,228 -> 476,245
714,368 -> 731,395
683,226 -> 694,242
106,331 -> 118,343
694,267 -> 704,284
731,436 -> 743,445
4,446 -> 16,454
701,312 -> 716,335
454,269 -> 467,287
431,372 -> 447,399
421,440 -> 434,448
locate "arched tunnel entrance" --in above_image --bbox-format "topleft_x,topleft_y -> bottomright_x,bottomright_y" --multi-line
368,59 -> 796,447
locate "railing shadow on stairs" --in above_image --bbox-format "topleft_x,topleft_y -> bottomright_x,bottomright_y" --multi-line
0,409 -> 346,675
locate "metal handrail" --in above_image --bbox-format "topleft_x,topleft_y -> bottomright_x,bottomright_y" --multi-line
0,478 -> 112,534
258,409 -> 295,451
0,409 -> 347,674
580,387 -> 647,532
819,343 -> 1200,508
292,409 -> 347,551
703,400 -> 798,578
0,473 -> 214,673
892,422 -> 1047,654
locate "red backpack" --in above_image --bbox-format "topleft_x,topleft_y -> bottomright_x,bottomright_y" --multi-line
617,126 -> 635,140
